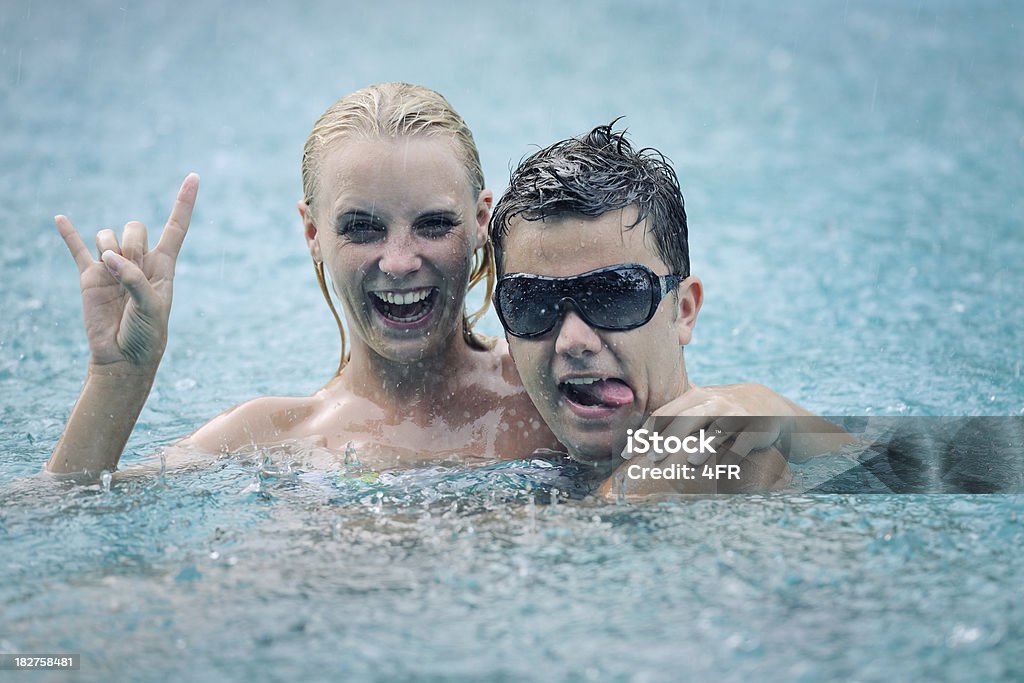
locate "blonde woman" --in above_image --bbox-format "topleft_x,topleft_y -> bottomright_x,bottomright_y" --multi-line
48,83 -> 561,476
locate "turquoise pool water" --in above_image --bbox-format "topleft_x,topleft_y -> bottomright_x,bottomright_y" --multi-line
1,1 -> 1022,680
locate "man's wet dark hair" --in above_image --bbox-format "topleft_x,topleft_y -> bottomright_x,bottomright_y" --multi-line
490,122 -> 689,277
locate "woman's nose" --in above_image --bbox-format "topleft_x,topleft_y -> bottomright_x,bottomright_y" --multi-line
378,234 -> 422,279
554,309 -> 604,358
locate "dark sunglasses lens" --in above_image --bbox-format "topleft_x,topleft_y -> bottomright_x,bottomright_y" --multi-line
497,278 -> 560,336
575,268 -> 655,329
498,266 -> 659,336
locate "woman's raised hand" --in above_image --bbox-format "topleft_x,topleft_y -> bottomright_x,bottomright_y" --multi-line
56,174 -> 199,375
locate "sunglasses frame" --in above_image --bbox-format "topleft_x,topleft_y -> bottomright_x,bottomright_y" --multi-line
494,263 -> 686,339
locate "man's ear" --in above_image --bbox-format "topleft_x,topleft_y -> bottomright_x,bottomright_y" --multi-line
675,276 -> 703,346
298,200 -> 321,262
475,189 -> 493,248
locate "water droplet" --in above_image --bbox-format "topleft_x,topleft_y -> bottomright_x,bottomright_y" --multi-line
174,378 -> 197,391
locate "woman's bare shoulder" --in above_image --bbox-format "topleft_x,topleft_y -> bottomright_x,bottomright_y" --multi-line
465,334 -> 525,391
180,394 -> 324,454
470,335 -> 562,453
490,337 -> 528,389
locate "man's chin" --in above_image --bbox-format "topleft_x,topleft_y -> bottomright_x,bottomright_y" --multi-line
562,437 -> 616,467
554,419 -> 634,466
544,400 -> 642,465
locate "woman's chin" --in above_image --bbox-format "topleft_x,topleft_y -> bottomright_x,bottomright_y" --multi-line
366,310 -> 462,364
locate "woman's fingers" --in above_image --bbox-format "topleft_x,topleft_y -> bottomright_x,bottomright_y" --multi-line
640,414 -> 713,463
58,172 -> 197,289
55,215 -> 95,273
121,221 -> 148,267
737,447 -> 791,491
100,251 -> 160,314
155,173 -> 199,260
95,228 -> 120,259
728,418 -> 781,460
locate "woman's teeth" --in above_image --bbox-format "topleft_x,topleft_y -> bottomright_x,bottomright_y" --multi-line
370,288 -> 437,323
372,289 -> 432,305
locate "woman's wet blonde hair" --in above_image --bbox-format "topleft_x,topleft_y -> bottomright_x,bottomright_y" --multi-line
301,83 -> 495,374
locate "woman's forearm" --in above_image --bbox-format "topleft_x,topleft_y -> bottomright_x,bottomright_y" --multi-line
46,368 -> 156,476
780,395 -> 856,462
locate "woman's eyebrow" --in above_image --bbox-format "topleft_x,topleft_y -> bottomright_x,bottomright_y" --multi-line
415,209 -> 462,222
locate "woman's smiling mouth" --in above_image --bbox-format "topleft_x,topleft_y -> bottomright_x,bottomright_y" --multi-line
370,287 -> 439,327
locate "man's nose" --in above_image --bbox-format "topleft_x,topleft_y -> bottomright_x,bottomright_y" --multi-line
554,308 -> 603,358
379,233 -> 422,278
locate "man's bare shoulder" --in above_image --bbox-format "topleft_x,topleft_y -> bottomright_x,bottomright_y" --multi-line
181,394 -> 324,454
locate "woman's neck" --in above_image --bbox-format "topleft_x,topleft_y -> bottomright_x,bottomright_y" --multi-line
338,326 -> 482,414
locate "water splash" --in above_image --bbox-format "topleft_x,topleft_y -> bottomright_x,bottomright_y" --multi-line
343,441 -> 360,466
157,449 -> 167,487
526,494 -> 537,536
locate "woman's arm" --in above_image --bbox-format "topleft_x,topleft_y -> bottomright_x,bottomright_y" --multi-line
625,383 -> 853,466
721,383 -> 853,462
46,175 -> 199,477
598,383 -> 853,497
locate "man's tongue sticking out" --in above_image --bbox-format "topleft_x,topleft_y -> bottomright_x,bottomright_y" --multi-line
562,379 -> 635,408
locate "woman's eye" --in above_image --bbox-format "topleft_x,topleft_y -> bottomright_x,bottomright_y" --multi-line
339,221 -> 384,243
416,218 -> 457,238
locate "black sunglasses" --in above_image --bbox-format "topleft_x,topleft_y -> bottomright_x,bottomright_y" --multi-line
494,263 -> 685,338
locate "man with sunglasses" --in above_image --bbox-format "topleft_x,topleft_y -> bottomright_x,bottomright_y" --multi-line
490,123 -> 845,494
